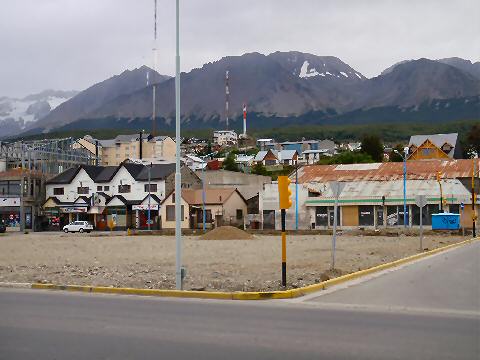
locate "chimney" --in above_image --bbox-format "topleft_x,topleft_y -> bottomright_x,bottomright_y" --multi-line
139,131 -> 143,159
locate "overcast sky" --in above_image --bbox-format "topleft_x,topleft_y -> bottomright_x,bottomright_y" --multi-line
1,0 -> 479,97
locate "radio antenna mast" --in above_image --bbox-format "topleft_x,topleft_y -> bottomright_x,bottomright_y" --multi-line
225,70 -> 229,130
152,0 -> 158,137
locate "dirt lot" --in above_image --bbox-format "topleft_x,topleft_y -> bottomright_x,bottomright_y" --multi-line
0,230 -> 465,292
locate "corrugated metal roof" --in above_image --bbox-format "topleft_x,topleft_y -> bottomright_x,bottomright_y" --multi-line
296,159 -> 479,183
305,179 -> 471,206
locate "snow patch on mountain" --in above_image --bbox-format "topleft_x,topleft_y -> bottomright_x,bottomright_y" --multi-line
299,60 -> 321,78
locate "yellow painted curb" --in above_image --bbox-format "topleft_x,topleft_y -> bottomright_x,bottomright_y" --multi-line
30,237 -> 477,301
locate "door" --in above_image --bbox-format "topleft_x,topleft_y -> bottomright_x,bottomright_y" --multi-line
263,210 -> 276,229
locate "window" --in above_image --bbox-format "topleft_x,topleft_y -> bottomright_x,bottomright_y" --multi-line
97,186 -> 102,191
358,206 -> 375,226
308,190 -> 320,197
104,185 -> 110,191
144,184 -> 157,192
166,205 -> 184,221
236,209 -> 243,220
77,187 -> 89,195
118,184 -> 131,193
53,187 -> 64,195
422,148 -> 433,156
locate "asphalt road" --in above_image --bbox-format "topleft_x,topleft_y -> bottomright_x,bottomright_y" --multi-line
307,240 -> 480,314
0,242 -> 478,360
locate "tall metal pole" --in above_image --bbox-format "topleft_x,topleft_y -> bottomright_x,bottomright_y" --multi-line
332,190 -> 338,269
473,158 -> 477,238
148,163 -> 151,231
175,0 -> 183,290
295,161 -> 298,230
403,156 -> 407,228
152,0 -> 157,137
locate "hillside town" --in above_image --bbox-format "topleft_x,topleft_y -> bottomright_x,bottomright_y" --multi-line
1,130 -> 478,233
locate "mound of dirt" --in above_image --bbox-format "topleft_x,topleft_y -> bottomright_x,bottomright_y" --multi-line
199,226 -> 254,240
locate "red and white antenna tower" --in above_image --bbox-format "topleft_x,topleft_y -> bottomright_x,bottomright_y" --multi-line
242,103 -> 247,137
225,70 -> 230,130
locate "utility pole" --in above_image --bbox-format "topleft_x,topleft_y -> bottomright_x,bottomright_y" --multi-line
472,158 -> 477,238
175,0 -> 183,290
147,162 -> 152,231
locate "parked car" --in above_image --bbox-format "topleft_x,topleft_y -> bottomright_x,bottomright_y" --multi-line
63,221 -> 93,233
0,224 -> 6,233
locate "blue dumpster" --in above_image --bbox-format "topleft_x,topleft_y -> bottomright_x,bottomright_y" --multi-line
431,213 -> 460,230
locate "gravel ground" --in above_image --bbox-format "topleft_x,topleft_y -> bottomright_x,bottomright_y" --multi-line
0,231 -> 465,292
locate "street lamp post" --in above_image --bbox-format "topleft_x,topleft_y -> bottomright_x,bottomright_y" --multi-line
147,162 -> 152,231
394,147 -> 409,227
174,0 -> 182,290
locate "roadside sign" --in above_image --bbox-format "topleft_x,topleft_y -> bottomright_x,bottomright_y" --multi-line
415,195 -> 427,251
330,181 -> 346,198
329,181 -> 345,270
415,195 -> 427,208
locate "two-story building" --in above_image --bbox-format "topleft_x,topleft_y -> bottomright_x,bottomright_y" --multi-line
43,162 -> 201,230
213,130 -> 238,147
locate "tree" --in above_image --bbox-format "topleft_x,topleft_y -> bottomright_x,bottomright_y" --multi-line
222,152 -> 239,172
361,134 -> 384,162
318,151 -> 374,165
389,144 -> 405,162
251,162 -> 268,176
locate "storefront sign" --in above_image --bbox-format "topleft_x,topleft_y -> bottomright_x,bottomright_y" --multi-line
59,206 -> 88,213
132,204 -> 159,211
0,197 -> 20,207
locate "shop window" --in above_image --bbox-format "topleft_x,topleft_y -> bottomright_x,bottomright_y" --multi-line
77,187 -> 89,195
118,184 -> 131,193
358,206 -> 374,226
144,184 -> 157,192
53,187 -> 64,195
315,207 -> 328,227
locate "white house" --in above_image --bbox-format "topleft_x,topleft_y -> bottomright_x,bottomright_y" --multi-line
213,130 -> 238,146
44,162 -> 201,230
184,154 -> 206,171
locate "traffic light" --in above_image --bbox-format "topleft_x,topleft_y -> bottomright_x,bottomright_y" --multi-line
436,171 -> 442,182
278,176 -> 292,209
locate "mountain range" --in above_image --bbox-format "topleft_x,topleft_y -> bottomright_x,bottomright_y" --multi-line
2,52 -> 480,139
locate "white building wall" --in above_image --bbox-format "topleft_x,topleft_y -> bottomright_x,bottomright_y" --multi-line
46,168 -> 96,203
46,166 -> 167,203
259,182 -> 309,230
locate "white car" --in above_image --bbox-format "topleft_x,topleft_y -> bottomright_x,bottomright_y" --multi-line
63,221 -> 93,233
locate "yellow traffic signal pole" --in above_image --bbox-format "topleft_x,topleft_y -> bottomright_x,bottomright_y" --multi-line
278,176 -> 292,287
281,208 -> 287,287
437,171 -> 444,212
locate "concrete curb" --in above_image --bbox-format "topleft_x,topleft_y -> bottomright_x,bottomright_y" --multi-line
4,237 -> 479,300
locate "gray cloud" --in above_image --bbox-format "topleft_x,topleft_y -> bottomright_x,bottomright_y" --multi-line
1,0 -> 479,97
